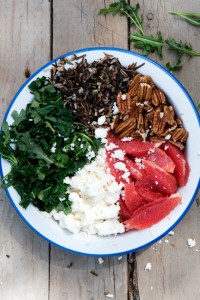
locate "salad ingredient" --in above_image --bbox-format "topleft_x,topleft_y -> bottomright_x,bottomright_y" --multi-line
113,73 -> 189,149
160,142 -> 190,186
141,148 -> 175,173
51,148 -> 124,236
165,39 -> 200,71
50,54 -> 141,131
142,160 -> 177,196
170,12 -> 200,27
124,182 -> 144,213
98,0 -> 144,35
0,77 -> 101,213
99,1 -> 200,71
130,32 -> 164,59
124,192 -> 182,230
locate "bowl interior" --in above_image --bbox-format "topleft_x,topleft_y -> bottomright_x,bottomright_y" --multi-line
1,47 -> 200,256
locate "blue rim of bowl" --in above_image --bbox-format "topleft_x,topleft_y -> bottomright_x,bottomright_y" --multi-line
0,46 -> 200,257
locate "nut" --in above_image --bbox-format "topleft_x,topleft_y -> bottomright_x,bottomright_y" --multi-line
114,117 -> 136,137
137,83 -> 152,102
116,92 -> 131,115
152,89 -> 166,106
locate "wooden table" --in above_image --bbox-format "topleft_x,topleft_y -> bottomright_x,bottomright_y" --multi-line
0,1 -> 200,299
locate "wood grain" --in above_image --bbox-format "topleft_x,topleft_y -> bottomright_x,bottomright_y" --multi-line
50,1 -> 128,300
0,1 -> 50,299
130,1 -> 200,299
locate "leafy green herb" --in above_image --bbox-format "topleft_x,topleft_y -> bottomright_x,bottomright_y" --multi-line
98,0 -> 144,35
0,77 -> 102,213
130,31 -> 163,59
165,39 -> 200,71
170,12 -> 200,26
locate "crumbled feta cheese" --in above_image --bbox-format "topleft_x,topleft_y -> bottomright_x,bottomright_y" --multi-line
121,94 -> 126,100
70,143 -> 75,150
155,181 -> 159,185
51,142 -> 57,153
187,238 -> 196,248
114,162 -> 127,172
58,148 -> 125,236
86,149 -> 95,160
145,262 -> 152,271
165,134 -> 171,140
112,102 -> 119,115
118,256 -> 123,261
168,230 -> 174,236
148,148 -> 155,154
121,137 -> 133,141
98,257 -> 104,264
164,145 -> 169,150
111,149 -> 125,160
106,142 -> 119,151
97,115 -> 106,125
105,293 -> 114,298
95,127 -> 108,139
164,239 -> 169,243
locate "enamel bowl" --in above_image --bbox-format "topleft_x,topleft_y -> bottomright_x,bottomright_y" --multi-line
1,47 -> 200,256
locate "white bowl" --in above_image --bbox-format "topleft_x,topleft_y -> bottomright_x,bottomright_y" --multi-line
1,47 -> 200,256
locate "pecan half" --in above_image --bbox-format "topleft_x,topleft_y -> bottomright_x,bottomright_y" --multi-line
152,88 -> 166,106
137,83 -> 152,102
172,128 -> 189,143
114,117 -> 136,137
116,92 -> 131,115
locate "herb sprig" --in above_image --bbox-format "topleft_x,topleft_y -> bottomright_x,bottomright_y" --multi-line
0,77 -> 101,213
98,1 -> 200,71
170,12 -> 200,27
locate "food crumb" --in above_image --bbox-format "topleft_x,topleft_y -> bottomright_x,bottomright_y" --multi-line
158,240 -> 162,244
165,239 -> 169,244
118,256 -> 123,261
168,230 -> 174,236
150,286 -> 153,291
104,292 -> 114,298
98,257 -> 104,264
144,262 -> 152,271
187,238 -> 196,248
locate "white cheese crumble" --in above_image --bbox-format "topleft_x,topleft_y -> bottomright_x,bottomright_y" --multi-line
121,137 -> 133,141
168,230 -> 174,236
112,102 -> 120,115
51,142 -> 57,153
144,262 -> 152,271
52,148 -> 124,236
97,115 -> 106,125
111,149 -> 125,160
106,142 -> 119,151
187,238 -> 196,248
98,257 -> 104,264
105,293 -> 114,298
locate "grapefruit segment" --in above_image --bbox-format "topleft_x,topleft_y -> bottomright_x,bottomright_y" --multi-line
125,193 -> 182,230
124,156 -> 146,181
118,196 -> 131,222
124,182 -> 145,213
160,142 -> 190,186
120,140 -> 161,157
135,179 -> 164,201
142,147 -> 175,173
142,159 -> 177,196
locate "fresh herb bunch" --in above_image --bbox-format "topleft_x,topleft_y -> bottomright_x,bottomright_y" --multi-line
0,77 -> 101,213
98,1 -> 200,71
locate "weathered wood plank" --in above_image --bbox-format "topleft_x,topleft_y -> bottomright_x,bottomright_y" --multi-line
50,1 -> 128,299
53,0 -> 128,57
129,1 -> 200,299
0,1 -> 51,299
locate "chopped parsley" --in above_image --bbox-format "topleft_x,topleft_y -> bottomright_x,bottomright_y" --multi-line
0,77 -> 101,213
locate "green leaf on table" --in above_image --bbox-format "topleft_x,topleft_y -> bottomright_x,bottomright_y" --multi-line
165,39 -> 200,57
130,31 -> 164,59
98,0 -> 144,34
170,11 -> 200,26
166,56 -> 183,71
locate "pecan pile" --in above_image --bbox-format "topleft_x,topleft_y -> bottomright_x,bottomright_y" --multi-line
113,73 -> 189,149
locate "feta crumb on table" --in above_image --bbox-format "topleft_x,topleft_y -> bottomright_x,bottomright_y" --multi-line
144,262 -> 152,271
187,238 -> 196,248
